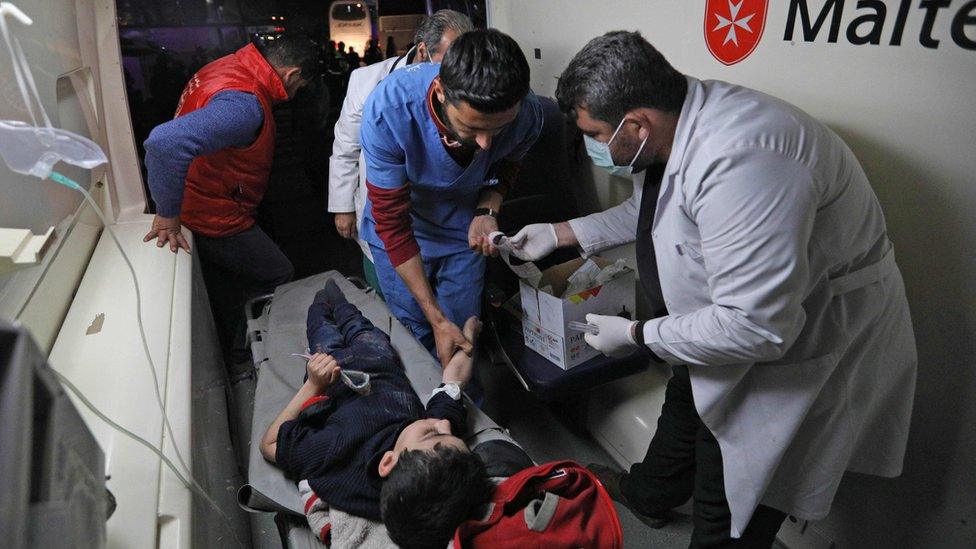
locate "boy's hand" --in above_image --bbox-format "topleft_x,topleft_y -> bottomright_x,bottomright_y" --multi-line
307,353 -> 341,391
442,316 -> 482,388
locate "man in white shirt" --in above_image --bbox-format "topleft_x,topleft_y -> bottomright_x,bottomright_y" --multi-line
328,10 -> 473,292
510,31 -> 917,547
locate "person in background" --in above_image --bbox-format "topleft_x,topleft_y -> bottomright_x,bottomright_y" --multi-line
336,42 -> 347,71
141,35 -> 319,364
359,29 -> 543,372
364,38 -> 383,65
189,45 -> 213,73
329,10 -> 472,297
148,51 -> 187,119
510,31 -> 917,547
346,46 -> 361,70
323,40 -> 340,74
386,35 -> 397,59
336,41 -> 351,89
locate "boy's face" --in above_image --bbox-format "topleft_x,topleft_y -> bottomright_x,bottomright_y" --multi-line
377,418 -> 468,478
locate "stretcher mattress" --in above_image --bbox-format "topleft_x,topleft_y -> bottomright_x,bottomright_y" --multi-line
237,272 -> 523,530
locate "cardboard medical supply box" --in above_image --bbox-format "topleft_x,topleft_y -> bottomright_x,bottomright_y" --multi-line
519,257 -> 636,369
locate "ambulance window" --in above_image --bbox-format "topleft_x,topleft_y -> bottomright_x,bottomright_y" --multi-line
331,3 -> 367,21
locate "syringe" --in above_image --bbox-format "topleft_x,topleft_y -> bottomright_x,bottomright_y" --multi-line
567,320 -> 600,335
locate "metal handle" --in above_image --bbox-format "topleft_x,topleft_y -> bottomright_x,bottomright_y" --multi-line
345,275 -> 374,293
243,294 -> 273,348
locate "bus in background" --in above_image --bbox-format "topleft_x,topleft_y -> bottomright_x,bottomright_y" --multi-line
329,1 -> 373,53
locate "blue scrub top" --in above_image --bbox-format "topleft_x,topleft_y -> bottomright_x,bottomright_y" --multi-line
359,62 -> 543,259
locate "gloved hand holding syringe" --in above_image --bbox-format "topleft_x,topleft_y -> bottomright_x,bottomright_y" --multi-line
493,230 -> 605,336
568,320 -> 600,335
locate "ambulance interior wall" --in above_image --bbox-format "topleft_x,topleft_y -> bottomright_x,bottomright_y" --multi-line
0,0 -> 106,346
488,1 -> 976,547
0,0 -> 97,234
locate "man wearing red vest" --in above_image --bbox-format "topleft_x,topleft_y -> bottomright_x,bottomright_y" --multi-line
142,36 -> 319,360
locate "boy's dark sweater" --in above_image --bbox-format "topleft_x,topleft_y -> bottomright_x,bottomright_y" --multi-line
275,299 -> 465,521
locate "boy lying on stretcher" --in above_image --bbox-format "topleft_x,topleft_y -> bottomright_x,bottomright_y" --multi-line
260,280 -> 522,548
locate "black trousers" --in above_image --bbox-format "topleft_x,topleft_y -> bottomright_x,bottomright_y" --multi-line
195,224 -> 294,364
621,365 -> 787,548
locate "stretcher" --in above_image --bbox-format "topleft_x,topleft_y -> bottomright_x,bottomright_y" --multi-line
236,271 -> 527,547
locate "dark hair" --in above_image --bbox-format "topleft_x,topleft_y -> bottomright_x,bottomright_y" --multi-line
381,445 -> 493,549
439,29 -> 530,114
257,34 -> 320,79
414,9 -> 474,56
556,31 -> 687,124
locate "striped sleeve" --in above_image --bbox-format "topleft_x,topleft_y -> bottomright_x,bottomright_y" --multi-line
361,101 -> 420,267
367,179 -> 419,266
298,480 -> 332,544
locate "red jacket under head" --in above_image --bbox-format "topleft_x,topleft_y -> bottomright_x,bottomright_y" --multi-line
174,43 -> 288,237
454,461 -> 623,549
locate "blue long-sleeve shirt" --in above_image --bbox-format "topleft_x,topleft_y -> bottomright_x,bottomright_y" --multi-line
143,90 -> 264,217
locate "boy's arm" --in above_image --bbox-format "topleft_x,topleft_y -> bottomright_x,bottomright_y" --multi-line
440,317 -> 482,390
260,380 -> 322,463
425,317 -> 483,435
260,354 -> 341,463
425,391 -> 466,438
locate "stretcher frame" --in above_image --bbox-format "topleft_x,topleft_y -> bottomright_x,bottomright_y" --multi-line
236,271 -> 523,547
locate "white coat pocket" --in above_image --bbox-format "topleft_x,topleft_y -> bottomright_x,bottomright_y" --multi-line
676,241 -> 705,264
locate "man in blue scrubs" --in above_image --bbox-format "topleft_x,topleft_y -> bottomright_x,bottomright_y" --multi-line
360,29 -> 542,366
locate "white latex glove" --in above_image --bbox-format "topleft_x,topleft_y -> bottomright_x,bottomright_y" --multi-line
583,313 -> 640,358
508,223 -> 557,261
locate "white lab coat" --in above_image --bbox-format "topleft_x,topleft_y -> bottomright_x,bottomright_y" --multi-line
328,50 -> 414,259
570,77 -> 917,537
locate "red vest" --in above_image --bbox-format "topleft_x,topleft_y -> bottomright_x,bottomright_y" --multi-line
174,43 -> 288,237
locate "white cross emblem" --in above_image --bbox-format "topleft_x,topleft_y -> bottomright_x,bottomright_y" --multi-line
713,0 -> 755,47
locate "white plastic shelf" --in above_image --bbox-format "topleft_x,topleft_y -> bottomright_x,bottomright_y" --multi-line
49,217 -> 193,549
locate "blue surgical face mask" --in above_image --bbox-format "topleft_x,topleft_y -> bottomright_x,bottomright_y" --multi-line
584,118 -> 648,176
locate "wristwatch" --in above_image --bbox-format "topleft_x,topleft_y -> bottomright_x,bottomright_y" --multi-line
630,320 -> 664,363
473,207 -> 498,218
431,382 -> 462,401
632,320 -> 646,346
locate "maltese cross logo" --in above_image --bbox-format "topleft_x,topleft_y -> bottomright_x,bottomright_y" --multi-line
704,0 -> 769,65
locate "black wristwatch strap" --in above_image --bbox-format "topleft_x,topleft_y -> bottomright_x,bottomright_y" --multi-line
473,207 -> 498,218
633,320 -> 664,363
633,320 -> 647,346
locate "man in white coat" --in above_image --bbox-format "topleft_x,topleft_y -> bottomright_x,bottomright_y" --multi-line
328,10 -> 473,292
510,31 -> 917,547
